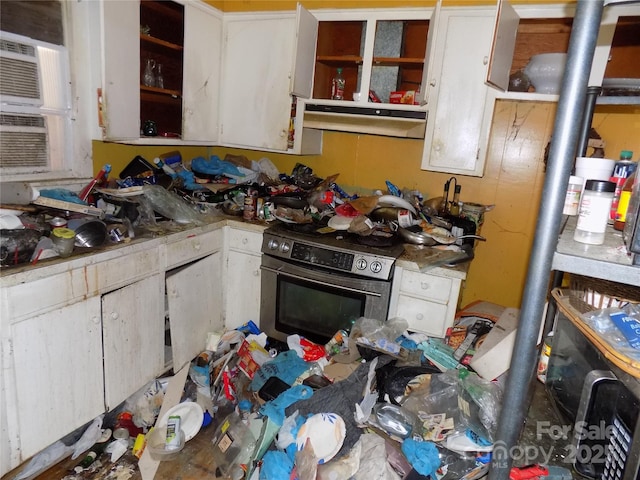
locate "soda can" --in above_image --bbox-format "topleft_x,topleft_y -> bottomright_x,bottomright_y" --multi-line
165,415 -> 181,449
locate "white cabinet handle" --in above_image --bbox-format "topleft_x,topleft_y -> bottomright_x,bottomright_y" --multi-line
429,78 -> 436,87
253,269 -> 259,277
483,56 -> 488,65
420,282 -> 430,290
280,130 -> 286,138
416,313 -> 424,320
111,312 -> 119,320
242,238 -> 248,245
193,242 -> 201,251
92,316 -> 100,325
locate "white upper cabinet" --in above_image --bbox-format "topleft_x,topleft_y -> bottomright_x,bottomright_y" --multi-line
101,0 -> 140,141
420,6 -> 496,177
219,7 -> 321,154
100,0 -> 222,144
301,7 -> 436,139
182,2 -> 222,143
487,1 -> 640,100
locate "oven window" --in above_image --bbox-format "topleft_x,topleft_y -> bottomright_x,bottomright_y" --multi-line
276,275 -> 365,343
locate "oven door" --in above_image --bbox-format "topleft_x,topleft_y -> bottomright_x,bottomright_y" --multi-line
260,254 -> 392,344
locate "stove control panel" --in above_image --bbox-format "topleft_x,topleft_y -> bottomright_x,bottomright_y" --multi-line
262,232 -> 396,280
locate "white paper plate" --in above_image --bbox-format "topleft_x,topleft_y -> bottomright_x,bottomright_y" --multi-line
296,412 -> 346,464
327,215 -> 353,230
158,401 -> 204,442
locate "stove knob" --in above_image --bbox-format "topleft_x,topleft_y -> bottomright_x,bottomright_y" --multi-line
267,239 -> 279,250
280,242 -> 291,253
355,258 -> 368,271
370,261 -> 383,274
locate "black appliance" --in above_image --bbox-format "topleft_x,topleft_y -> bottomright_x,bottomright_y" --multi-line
546,303 -> 640,480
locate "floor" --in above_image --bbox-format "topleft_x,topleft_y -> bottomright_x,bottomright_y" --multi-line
6,375 -> 571,480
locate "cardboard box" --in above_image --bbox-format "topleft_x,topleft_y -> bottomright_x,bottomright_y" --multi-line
389,90 -> 418,105
469,308 -> 520,380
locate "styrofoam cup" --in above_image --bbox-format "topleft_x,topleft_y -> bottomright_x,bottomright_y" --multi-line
575,157 -> 615,188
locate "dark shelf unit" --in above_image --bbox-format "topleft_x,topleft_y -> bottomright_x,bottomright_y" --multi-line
139,0 -> 184,137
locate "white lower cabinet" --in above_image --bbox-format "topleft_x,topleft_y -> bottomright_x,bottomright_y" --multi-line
0,246 -> 165,474
166,252 -> 223,371
163,228 -> 224,372
102,274 -> 165,410
224,227 -> 263,330
8,298 -> 105,463
388,266 -> 463,338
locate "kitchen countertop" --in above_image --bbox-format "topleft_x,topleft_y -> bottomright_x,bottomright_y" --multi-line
1,216 -> 469,282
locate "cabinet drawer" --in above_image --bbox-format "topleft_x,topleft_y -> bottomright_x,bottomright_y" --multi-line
165,229 -> 223,269
398,270 -> 453,304
96,248 -> 160,293
4,267 -> 99,323
227,228 -> 262,254
395,295 -> 453,338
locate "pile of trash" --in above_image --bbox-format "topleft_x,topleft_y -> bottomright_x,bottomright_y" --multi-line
12,301 -> 573,480
1,148 -> 491,268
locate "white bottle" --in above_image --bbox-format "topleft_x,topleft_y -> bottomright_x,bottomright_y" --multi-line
574,180 -> 616,245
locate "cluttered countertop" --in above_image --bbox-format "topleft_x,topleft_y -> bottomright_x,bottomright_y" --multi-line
1,152 -> 486,280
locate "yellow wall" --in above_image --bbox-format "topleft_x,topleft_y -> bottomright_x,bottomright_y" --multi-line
93,105 -> 640,309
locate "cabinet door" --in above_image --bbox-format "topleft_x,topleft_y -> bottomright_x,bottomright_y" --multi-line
102,274 -> 165,410
291,4 -> 318,99
10,298 -> 105,461
220,14 -> 296,150
166,252 -> 223,371
102,0 -> 140,140
182,2 -> 222,142
486,2 -> 640,97
421,8 -> 495,177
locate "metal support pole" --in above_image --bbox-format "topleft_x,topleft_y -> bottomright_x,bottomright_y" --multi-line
576,86 -> 603,158
488,2 -> 605,479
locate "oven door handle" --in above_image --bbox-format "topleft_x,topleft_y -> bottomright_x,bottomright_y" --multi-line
260,265 -> 383,297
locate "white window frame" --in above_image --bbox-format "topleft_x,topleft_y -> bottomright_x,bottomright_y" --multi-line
0,1 -> 92,188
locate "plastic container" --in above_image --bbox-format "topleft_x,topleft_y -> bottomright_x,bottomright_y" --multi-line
562,175 -> 583,216
51,227 -> 76,257
614,170 -> 637,231
146,426 -> 185,461
211,412 -> 256,478
610,151 -> 636,221
574,180 -> 616,245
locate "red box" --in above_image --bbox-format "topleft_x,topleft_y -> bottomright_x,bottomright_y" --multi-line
389,90 -> 418,105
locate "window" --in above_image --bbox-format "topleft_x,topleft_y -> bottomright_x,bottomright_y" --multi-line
0,31 -> 71,175
0,0 -> 91,184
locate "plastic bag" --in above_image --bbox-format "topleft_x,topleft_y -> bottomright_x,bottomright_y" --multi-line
457,369 -> 502,443
71,414 -> 104,459
124,379 -> 165,429
581,305 -> 640,360
141,185 -> 206,225
13,441 -> 73,480
287,334 -> 327,362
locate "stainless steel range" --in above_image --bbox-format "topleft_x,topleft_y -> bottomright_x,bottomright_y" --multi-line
259,223 -> 404,343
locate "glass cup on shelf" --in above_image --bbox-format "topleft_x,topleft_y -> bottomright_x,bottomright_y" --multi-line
143,58 -> 156,87
155,64 -> 164,89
